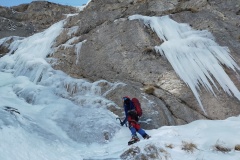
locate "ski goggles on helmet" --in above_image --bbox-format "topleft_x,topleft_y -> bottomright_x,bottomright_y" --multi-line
123,96 -> 130,101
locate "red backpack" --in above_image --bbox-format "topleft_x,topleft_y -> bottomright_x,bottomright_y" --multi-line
131,98 -> 142,117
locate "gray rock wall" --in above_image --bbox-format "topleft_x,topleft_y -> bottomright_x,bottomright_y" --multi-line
1,0 -> 239,129
53,0 -> 240,128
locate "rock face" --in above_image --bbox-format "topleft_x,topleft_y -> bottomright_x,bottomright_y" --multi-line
0,1 -> 77,39
1,0 -> 240,129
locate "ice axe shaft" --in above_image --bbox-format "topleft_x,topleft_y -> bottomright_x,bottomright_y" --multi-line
116,117 -> 127,127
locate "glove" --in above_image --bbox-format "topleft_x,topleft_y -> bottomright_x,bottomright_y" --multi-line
120,122 -> 124,126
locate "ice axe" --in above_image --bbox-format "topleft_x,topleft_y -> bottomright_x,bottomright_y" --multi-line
116,117 -> 127,127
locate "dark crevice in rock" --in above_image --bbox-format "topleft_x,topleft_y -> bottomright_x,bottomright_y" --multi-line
150,85 -> 209,121
142,47 -> 158,55
171,95 -> 209,120
81,20 -> 109,35
178,98 -> 212,120
237,10 -> 240,15
158,96 -> 188,124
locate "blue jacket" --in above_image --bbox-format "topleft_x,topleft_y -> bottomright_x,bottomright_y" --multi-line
122,100 -> 135,125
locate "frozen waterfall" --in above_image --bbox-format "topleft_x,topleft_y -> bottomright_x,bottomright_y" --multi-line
0,16 -> 124,160
129,15 -> 240,114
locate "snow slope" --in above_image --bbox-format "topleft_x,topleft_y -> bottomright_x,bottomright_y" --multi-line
0,14 -> 240,160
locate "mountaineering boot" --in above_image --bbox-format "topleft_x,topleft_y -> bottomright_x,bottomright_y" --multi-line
128,135 -> 140,145
143,134 -> 150,139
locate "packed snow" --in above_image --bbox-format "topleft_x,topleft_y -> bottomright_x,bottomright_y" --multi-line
0,13 -> 240,160
129,15 -> 240,114
75,0 -> 92,11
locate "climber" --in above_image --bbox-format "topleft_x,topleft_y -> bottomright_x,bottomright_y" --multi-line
120,96 -> 150,145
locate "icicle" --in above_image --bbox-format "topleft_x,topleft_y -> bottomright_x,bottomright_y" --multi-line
67,26 -> 79,36
75,40 -> 87,64
129,15 -> 240,114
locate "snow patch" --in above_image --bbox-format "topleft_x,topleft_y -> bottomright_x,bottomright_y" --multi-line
75,0 -> 92,11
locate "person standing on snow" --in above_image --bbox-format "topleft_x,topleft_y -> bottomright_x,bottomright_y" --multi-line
120,96 -> 150,145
